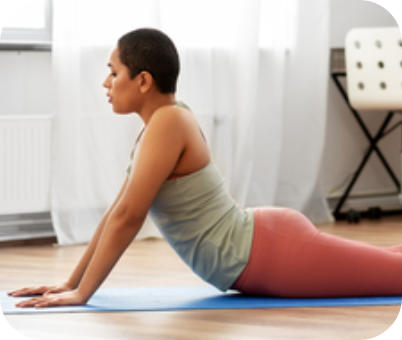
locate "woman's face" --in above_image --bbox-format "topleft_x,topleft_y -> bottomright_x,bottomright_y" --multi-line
103,48 -> 141,114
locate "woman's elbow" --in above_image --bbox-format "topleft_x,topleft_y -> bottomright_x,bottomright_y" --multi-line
112,205 -> 147,229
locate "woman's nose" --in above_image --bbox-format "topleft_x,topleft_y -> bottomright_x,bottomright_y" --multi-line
102,76 -> 110,88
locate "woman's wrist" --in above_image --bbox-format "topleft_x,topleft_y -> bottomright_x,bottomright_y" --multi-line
76,286 -> 91,303
65,279 -> 78,290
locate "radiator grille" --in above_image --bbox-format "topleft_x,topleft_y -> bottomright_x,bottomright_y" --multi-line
0,115 -> 52,214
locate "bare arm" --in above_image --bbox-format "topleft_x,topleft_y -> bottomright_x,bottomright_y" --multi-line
14,106 -> 186,307
8,175 -> 130,297
65,175 -> 130,289
76,211 -> 144,301
76,109 -> 186,302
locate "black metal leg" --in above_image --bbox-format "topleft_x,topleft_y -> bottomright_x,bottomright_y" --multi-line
331,73 -> 400,218
333,111 -> 395,218
332,74 -> 400,190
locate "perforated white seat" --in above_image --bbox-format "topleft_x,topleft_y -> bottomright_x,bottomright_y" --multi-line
345,27 -> 402,111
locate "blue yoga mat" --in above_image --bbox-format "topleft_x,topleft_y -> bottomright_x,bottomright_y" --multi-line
2,286 -> 401,315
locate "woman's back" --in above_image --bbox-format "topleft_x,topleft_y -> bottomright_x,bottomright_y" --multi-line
169,106 -> 211,178
128,104 -> 211,180
126,104 -> 254,291
149,159 -> 254,292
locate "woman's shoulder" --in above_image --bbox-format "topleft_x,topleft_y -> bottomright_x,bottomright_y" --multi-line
154,102 -> 191,116
151,103 -> 195,132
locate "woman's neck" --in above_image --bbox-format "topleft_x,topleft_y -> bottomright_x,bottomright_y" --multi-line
138,93 -> 177,125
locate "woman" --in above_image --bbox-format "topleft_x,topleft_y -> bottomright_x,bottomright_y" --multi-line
9,28 -> 402,308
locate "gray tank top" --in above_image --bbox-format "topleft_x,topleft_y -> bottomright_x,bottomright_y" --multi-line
125,103 -> 254,291
148,162 -> 254,291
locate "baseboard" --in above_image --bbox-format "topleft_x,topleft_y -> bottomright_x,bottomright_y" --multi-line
0,212 -> 55,242
327,192 -> 402,213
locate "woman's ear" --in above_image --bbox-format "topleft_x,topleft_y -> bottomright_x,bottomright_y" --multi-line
138,71 -> 153,93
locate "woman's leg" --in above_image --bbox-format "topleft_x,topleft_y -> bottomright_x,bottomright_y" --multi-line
232,207 -> 402,297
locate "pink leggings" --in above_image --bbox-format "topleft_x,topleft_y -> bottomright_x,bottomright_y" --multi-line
232,207 -> 402,297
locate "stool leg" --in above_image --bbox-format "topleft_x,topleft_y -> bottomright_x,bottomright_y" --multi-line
331,74 -> 400,219
333,112 -> 395,219
332,74 -> 399,191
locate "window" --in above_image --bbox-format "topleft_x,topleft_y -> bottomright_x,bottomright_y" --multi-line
159,0 -> 298,49
0,0 -> 52,44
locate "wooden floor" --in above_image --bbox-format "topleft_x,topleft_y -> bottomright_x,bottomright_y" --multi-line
2,217 -> 402,340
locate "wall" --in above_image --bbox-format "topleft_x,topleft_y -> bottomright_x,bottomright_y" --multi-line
330,0 -> 396,47
0,0 -> 399,209
322,0 -> 400,203
0,51 -> 54,115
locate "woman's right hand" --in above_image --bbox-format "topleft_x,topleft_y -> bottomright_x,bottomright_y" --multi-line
7,282 -> 75,297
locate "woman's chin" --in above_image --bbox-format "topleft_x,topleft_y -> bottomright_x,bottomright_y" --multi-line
109,103 -> 134,114
112,109 -> 133,115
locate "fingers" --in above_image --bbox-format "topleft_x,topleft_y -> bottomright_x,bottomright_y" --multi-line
8,288 -> 24,296
34,299 -> 57,308
15,298 -> 35,308
8,289 -> 28,297
16,297 -> 44,308
15,295 -> 58,309
31,299 -> 54,308
9,284 -> 72,297
44,288 -> 63,295
15,290 -> 85,309
8,286 -> 47,297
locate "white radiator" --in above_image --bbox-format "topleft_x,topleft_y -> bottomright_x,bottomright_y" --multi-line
0,115 -> 53,214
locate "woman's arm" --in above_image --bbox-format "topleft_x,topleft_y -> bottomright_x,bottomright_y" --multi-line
74,108 -> 186,301
8,175 -> 130,298
16,210 -> 144,308
15,106 -> 186,308
76,210 -> 144,302
65,175 -> 130,289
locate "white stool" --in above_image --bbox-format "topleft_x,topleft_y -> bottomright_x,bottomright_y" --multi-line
332,27 -> 402,222
345,27 -> 402,110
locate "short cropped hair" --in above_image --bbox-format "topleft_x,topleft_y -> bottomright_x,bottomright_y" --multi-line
118,28 -> 180,93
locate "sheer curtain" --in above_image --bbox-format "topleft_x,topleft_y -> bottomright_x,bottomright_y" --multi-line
51,0 -> 331,245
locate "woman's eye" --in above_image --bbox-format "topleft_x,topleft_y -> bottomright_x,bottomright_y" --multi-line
110,72 -> 117,77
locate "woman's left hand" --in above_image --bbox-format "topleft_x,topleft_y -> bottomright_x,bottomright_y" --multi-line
15,289 -> 87,308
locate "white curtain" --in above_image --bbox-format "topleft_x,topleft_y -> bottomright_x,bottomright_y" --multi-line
275,1 -> 333,223
51,0 -> 332,245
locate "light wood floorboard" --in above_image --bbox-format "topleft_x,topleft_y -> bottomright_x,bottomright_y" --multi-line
2,217 -> 402,339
